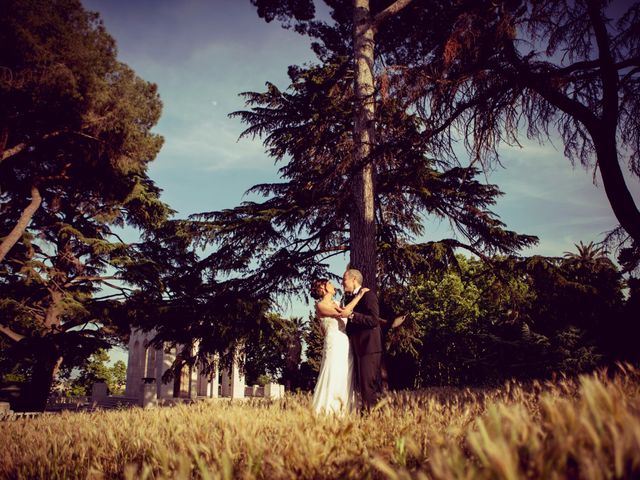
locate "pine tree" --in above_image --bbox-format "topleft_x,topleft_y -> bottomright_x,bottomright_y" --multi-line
0,0 -> 169,411
191,52 -> 536,303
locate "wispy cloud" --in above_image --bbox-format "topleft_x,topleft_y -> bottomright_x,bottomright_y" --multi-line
485,138 -> 625,254
158,118 -> 269,172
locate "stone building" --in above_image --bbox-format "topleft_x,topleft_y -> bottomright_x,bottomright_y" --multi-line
124,328 -> 246,402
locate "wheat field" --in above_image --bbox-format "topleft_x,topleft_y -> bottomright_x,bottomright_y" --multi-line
1,365 -> 640,479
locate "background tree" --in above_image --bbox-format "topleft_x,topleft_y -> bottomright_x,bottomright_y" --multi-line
110,359 -> 127,395
144,0 -> 536,387
0,0 -> 160,259
240,0 -> 639,388
383,247 -> 627,388
243,313 -> 305,390
199,56 -> 536,305
0,0 -> 168,410
388,0 -> 640,259
252,0 -> 640,269
298,313 -> 326,391
620,277 -> 640,361
62,349 -> 127,396
250,0 -> 439,288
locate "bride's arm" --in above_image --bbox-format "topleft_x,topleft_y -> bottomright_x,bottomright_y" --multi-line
338,288 -> 370,316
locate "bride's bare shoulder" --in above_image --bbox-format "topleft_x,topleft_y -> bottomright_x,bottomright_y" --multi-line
315,299 -> 330,310
315,299 -> 337,316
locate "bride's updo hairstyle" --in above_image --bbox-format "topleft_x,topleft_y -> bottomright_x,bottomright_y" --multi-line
310,278 -> 328,300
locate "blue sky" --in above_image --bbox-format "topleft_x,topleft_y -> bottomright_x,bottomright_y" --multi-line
82,0 -> 638,361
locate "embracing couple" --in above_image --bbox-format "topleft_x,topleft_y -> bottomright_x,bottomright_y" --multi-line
311,269 -> 402,416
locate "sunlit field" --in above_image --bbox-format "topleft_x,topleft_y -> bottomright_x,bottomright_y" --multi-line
2,365 -> 640,480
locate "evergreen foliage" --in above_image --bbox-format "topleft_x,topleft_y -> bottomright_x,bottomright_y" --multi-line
193,46 -> 537,302
249,0 -> 640,270
60,349 -> 127,396
0,0 -> 168,410
383,247 -> 629,388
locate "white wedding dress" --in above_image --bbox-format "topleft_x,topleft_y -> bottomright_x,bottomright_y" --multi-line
312,307 -> 356,416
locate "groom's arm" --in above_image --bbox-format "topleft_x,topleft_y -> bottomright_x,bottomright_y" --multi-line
349,291 -> 380,328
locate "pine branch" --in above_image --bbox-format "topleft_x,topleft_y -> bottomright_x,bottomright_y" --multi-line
88,293 -> 127,301
64,275 -> 120,288
0,323 -> 25,342
0,185 -> 42,262
373,0 -> 414,30
550,56 -> 640,78
0,130 -> 101,163
61,318 -> 104,332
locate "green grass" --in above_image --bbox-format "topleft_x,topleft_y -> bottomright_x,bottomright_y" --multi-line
2,365 -> 640,479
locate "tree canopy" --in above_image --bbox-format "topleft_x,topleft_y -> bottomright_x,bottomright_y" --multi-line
3,0 -> 638,408
249,0 -> 640,273
383,247 -> 629,388
191,20 -> 537,304
59,349 -> 127,396
0,0 -> 169,410
388,0 -> 640,267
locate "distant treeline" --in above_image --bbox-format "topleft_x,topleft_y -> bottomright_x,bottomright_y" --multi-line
264,248 -> 639,391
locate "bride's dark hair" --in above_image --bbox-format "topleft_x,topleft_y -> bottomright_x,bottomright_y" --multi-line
310,278 -> 328,300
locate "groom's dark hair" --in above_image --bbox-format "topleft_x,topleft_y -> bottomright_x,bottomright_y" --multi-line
310,278 -> 328,300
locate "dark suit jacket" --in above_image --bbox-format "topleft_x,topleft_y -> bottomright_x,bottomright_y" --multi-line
346,290 -> 382,356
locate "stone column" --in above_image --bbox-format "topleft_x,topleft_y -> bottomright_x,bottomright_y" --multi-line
137,337 -> 148,398
197,361 -> 212,397
125,335 -> 141,398
264,383 -> 284,399
229,348 -> 245,399
189,364 -> 198,400
155,344 -> 164,398
159,347 -> 176,399
185,342 -> 198,400
145,345 -> 156,378
220,367 -> 230,397
0,402 -> 11,419
209,356 -> 219,398
141,378 -> 157,408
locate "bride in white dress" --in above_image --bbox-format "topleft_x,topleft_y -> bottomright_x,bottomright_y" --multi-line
310,278 -> 369,416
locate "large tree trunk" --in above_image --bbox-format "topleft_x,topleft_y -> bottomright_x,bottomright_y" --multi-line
351,0 -> 378,291
18,338 -> 62,412
593,132 -> 640,243
18,291 -> 64,411
0,184 -> 42,262
586,0 -> 640,244
350,0 -> 413,289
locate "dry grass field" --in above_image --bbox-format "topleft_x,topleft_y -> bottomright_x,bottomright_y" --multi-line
1,365 -> 640,479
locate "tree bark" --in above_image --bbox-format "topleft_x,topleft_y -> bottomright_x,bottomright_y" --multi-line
352,0 -> 378,291
373,0 -> 413,27
14,282 -> 65,411
0,130 -> 91,164
350,0 -> 413,289
45,290 -> 63,329
584,0 -> 640,244
0,323 -> 25,342
0,185 -> 42,262
593,132 -> 640,243
19,339 -> 62,412
0,141 -> 29,163
507,28 -> 640,245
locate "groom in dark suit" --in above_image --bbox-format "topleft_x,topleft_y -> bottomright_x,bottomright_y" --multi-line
342,268 -> 383,410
